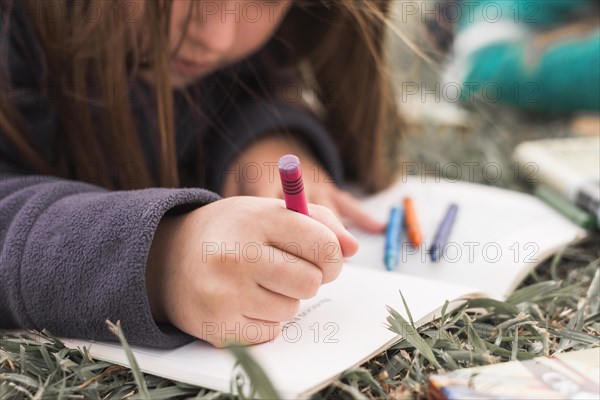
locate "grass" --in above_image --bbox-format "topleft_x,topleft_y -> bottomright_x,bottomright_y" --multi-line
1,234 -> 598,399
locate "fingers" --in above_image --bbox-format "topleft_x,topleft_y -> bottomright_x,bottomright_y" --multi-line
253,247 -> 324,300
261,200 -> 356,284
334,191 -> 386,233
202,281 -> 298,347
260,200 -> 342,269
202,317 -> 283,348
242,283 -> 300,322
306,203 -> 360,259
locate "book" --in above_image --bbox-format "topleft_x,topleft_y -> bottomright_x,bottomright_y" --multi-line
427,347 -> 600,399
63,177 -> 587,399
534,184 -> 597,230
512,136 -> 600,226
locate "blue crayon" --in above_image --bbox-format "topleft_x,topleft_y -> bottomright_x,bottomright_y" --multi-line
384,205 -> 404,271
429,204 -> 458,263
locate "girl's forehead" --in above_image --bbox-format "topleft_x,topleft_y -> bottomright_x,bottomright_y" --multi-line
170,0 -> 294,23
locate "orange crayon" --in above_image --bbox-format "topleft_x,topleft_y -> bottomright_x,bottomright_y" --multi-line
403,197 -> 423,247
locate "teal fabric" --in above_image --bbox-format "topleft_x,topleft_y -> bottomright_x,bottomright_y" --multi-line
457,0 -> 593,30
455,0 -> 600,113
461,29 -> 600,112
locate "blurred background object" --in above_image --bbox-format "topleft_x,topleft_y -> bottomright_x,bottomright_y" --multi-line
386,0 -> 599,190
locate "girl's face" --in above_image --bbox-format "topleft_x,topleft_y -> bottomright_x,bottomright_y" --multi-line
168,0 -> 291,87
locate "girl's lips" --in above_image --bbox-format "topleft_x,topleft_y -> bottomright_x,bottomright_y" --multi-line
171,57 -> 214,75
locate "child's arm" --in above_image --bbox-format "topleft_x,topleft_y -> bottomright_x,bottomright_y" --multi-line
0,159 -> 220,348
0,6 -> 208,347
2,10 -> 355,349
1,158 -> 357,348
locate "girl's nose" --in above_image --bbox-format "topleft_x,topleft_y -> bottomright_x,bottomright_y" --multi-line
185,1 -> 238,56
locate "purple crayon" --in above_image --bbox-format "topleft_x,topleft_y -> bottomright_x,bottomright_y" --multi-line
429,204 -> 458,262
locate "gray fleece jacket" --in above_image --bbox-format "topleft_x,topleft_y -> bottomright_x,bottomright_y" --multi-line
0,1 -> 342,348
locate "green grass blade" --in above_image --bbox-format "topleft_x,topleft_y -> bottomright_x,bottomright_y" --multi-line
340,367 -> 388,398
19,345 -> 26,375
228,345 -> 279,399
585,267 -> 600,314
386,306 -> 441,369
331,380 -> 368,400
39,344 -> 54,371
399,291 -> 415,328
462,315 -> 489,352
505,281 -> 559,305
549,247 -> 566,281
0,372 -> 40,389
551,328 -> 600,346
467,298 -> 519,315
105,320 -> 150,399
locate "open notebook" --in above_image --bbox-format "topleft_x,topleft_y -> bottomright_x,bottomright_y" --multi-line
348,176 -> 587,298
64,177 -> 587,399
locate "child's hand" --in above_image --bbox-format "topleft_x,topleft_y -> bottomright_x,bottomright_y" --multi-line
146,196 -> 359,347
222,135 -> 385,233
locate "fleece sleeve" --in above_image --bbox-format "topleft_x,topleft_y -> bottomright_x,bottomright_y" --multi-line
0,163 -> 221,348
0,6 -> 221,348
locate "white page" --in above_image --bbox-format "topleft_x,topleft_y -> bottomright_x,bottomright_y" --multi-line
348,177 -> 586,298
66,266 -> 480,399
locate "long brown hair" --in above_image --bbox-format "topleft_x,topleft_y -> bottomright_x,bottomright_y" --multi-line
0,0 -> 401,193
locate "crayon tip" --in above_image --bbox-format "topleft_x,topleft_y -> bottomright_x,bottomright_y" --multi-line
429,243 -> 441,263
278,154 -> 300,174
385,254 -> 398,271
410,231 -> 423,247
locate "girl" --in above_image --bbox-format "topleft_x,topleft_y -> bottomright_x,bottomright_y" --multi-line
0,0 -> 401,348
